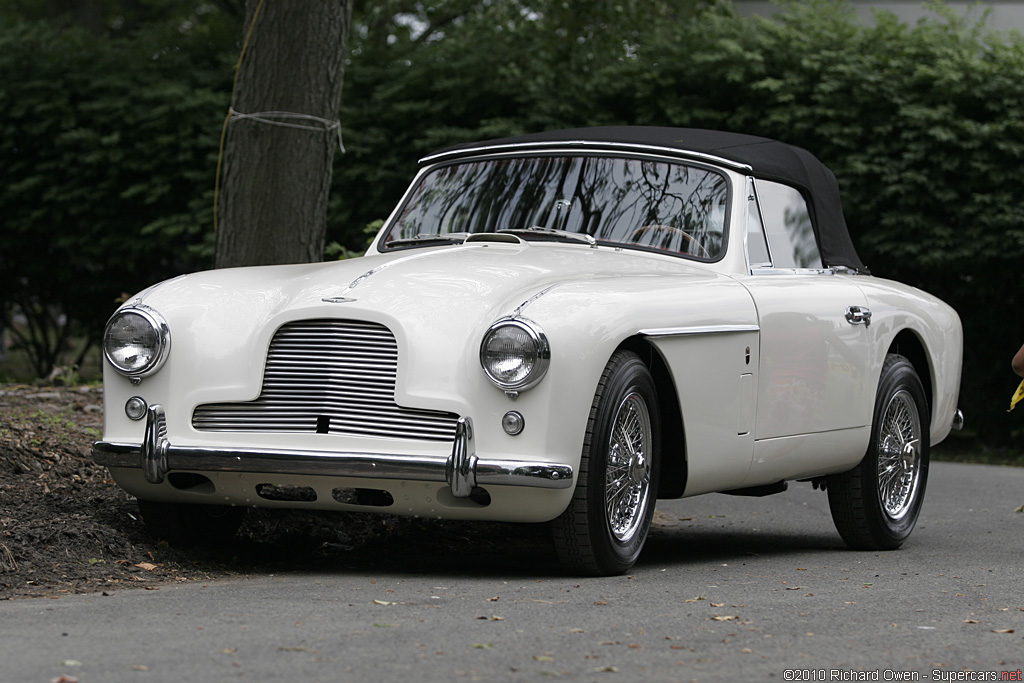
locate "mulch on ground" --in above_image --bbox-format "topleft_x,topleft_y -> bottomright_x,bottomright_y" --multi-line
0,384 -> 554,600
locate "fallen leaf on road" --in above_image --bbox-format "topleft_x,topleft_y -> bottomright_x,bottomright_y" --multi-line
991,629 -> 1015,634
134,562 -> 158,571
373,599 -> 398,605
711,615 -> 738,621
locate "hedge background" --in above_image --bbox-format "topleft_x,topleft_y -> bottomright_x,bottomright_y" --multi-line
2,0 -> 1021,448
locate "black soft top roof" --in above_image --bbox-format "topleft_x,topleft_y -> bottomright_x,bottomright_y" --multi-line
425,126 -> 866,272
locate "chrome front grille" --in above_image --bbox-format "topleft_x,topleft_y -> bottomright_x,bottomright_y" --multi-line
191,319 -> 460,442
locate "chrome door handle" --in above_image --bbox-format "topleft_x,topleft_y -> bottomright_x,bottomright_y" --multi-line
845,305 -> 872,327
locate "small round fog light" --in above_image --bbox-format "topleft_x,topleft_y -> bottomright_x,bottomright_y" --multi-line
125,396 -> 148,421
501,411 -> 525,436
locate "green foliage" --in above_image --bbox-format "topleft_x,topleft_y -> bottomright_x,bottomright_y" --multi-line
332,0 -> 706,242
3,0 -> 1023,447
0,10 -> 237,375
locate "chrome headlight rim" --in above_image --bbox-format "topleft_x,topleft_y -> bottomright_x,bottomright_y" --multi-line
102,304 -> 171,379
479,317 -> 551,392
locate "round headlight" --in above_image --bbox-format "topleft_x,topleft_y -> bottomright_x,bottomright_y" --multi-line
102,305 -> 170,379
480,318 -> 550,392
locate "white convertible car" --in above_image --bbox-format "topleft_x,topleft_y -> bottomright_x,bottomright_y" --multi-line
93,127 -> 963,575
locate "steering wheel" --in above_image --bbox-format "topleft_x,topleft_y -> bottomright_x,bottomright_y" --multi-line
628,224 -> 710,258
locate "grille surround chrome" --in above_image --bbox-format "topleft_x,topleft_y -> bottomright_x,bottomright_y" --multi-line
192,319 -> 459,442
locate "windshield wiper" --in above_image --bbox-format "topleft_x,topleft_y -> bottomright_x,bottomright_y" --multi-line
497,227 -> 596,247
385,233 -> 469,248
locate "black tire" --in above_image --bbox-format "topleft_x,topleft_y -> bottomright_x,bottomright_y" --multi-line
827,354 -> 929,550
552,350 -> 660,576
137,499 -> 246,548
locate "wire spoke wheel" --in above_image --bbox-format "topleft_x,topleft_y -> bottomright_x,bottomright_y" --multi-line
605,393 -> 652,542
827,354 -> 929,550
876,390 -> 922,521
552,350 -> 660,575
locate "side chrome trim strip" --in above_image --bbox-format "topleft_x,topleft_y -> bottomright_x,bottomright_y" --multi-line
639,324 -> 760,338
92,415 -> 573,495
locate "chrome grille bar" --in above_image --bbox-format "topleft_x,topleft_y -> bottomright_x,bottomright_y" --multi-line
192,320 -> 460,441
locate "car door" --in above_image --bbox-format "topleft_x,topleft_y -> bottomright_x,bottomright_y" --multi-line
739,178 -> 873,453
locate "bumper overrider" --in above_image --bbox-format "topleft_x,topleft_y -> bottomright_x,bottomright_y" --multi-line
91,405 -> 574,499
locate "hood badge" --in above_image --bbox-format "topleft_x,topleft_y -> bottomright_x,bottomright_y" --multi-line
324,264 -> 390,304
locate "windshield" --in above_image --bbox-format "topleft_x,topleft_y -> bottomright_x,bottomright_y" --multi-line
382,155 -> 729,260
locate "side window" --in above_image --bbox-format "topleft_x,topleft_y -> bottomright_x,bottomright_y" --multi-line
754,179 -> 822,269
745,181 -> 771,267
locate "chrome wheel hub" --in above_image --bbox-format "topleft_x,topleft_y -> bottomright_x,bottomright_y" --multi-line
606,392 -> 652,542
876,389 -> 922,521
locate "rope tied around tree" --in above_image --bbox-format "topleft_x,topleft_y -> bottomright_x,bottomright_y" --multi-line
212,0 -> 347,239
226,107 -> 345,153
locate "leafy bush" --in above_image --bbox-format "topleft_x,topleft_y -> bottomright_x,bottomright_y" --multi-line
4,0 -> 1022,447
0,18 -> 232,374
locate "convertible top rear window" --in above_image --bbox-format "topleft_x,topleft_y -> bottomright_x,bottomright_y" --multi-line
384,155 -> 729,260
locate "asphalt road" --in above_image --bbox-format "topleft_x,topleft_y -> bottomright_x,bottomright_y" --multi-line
3,461 -> 1023,683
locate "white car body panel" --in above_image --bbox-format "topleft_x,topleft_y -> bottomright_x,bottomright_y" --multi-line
94,131 -> 963,539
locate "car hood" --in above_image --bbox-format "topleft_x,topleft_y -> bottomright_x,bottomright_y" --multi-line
129,242 -> 734,406
137,241 -> 722,333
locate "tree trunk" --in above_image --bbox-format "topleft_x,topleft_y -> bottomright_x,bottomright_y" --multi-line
216,0 -> 352,269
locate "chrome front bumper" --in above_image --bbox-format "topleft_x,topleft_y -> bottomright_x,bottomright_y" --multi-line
91,405 -> 574,499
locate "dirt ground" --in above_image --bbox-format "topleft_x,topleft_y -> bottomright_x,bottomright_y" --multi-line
0,384 -> 552,601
